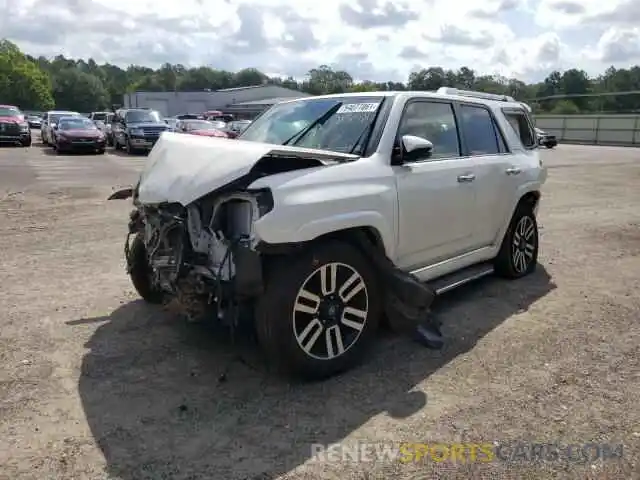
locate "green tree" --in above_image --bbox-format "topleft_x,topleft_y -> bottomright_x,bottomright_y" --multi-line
6,36 -> 640,115
0,39 -> 54,110
51,68 -> 109,111
551,100 -> 581,114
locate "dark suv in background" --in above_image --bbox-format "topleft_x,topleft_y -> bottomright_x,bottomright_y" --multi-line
111,108 -> 169,154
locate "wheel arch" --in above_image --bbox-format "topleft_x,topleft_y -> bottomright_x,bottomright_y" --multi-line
257,225 -> 387,259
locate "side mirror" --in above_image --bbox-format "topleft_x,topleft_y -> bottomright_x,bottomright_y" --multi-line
392,135 -> 433,164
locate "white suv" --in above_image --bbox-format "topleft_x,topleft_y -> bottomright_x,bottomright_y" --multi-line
109,87 -> 547,380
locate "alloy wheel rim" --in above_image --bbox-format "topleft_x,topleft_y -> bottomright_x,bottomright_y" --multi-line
292,262 -> 369,361
512,216 -> 536,273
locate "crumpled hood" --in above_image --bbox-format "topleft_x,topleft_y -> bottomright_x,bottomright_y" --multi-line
137,132 -> 358,206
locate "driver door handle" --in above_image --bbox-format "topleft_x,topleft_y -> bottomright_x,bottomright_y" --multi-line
457,173 -> 475,183
506,167 -> 522,175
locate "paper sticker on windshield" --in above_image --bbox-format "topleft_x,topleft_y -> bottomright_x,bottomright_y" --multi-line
337,103 -> 380,114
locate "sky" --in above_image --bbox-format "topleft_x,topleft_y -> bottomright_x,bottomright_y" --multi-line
2,0 -> 640,83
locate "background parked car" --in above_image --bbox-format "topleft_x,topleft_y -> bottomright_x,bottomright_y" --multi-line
228,119 -> 252,135
535,127 -> 558,149
53,116 -> 106,154
41,110 -> 82,145
111,108 -> 169,154
175,119 -> 231,138
0,105 -> 31,146
164,117 -> 179,132
26,114 -> 42,129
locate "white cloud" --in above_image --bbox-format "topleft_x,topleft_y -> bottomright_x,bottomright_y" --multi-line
1,0 -> 639,83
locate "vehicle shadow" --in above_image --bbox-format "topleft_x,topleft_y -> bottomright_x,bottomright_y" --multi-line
108,147 -> 149,157
73,266 -> 555,480
41,148 -> 105,157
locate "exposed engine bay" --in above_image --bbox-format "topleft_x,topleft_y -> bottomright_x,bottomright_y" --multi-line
127,190 -> 266,322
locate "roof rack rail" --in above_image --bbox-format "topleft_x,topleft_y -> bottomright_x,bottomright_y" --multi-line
437,87 -> 516,103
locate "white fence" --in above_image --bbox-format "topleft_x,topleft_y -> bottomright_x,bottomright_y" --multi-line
534,114 -> 640,146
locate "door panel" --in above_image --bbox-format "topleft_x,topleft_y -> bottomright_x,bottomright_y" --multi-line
455,103 -> 515,247
395,158 -> 477,270
393,99 -> 478,271
471,155 -> 516,245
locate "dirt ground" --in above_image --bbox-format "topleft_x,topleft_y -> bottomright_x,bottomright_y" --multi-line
0,137 -> 639,480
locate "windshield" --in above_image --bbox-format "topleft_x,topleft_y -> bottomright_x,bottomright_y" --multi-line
238,96 -> 384,154
125,110 -> 162,123
59,118 -> 97,130
0,107 -> 22,117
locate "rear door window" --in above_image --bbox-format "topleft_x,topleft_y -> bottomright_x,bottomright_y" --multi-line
458,104 -> 506,155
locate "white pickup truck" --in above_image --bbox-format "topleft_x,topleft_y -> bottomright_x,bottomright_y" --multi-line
109,87 -> 547,380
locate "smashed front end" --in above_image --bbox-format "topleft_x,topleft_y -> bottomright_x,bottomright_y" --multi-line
124,185 -> 270,323
111,132 -> 344,325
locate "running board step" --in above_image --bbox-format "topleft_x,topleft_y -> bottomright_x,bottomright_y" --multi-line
427,262 -> 495,296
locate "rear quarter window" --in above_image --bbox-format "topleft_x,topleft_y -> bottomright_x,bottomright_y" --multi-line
502,108 -> 537,149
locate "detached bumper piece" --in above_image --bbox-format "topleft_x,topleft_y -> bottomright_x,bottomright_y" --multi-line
352,232 -> 443,349
539,135 -> 557,148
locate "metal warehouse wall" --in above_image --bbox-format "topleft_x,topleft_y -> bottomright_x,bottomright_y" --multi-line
535,114 -> 640,146
123,86 -> 310,117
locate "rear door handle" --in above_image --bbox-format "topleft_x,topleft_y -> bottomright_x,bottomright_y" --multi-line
506,167 -> 522,175
457,174 -> 475,183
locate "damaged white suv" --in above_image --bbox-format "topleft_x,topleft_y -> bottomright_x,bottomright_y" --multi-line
109,87 -> 547,380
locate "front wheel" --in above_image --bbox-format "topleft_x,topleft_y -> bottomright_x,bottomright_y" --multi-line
21,137 -> 32,147
255,240 -> 382,380
128,233 -> 165,304
494,204 -> 539,279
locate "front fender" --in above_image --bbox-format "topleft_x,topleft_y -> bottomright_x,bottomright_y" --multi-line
252,183 -> 397,259
255,210 -> 395,259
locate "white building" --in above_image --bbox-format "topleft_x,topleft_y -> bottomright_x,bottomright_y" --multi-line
122,85 -> 311,118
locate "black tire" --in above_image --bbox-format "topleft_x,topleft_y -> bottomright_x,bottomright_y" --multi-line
545,144 -> 554,149
128,233 -> 165,304
494,203 -> 539,279
97,148 -> 106,154
255,240 -> 382,380
21,137 -> 32,147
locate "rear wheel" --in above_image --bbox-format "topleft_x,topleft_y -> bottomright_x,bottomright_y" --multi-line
128,233 -> 165,304
255,240 -> 382,380
494,203 -> 539,279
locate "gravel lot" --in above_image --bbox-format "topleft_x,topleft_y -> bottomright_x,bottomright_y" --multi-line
1,134 -> 639,480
